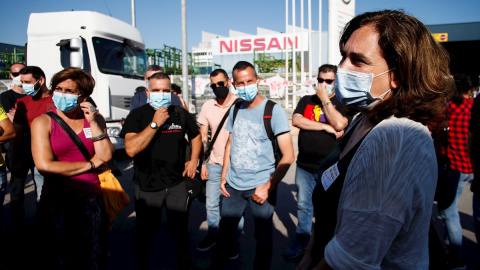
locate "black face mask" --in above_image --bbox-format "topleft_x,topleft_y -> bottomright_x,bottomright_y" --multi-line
213,87 -> 229,99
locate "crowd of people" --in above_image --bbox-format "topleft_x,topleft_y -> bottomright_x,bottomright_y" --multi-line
0,9 -> 479,270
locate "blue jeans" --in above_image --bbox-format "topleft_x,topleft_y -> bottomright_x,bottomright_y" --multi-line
33,166 -> 44,202
294,166 -> 317,241
439,169 -> 473,259
206,163 -> 244,238
213,184 -> 276,269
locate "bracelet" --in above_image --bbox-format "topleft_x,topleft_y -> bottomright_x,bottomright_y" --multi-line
91,132 -> 108,142
89,161 -> 95,170
322,101 -> 332,106
91,134 -> 108,142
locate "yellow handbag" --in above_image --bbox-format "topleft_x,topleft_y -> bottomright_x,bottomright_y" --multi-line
97,167 -> 130,228
46,112 -> 130,228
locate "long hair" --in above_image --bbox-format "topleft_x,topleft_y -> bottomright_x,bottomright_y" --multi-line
339,10 -> 454,127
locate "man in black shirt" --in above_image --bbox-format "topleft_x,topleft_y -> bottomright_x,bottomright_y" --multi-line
0,63 -> 25,172
1,63 -> 25,118
284,64 -> 349,259
120,72 -> 201,270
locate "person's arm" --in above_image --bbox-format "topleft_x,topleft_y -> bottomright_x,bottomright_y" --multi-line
125,107 -> 169,157
252,132 -> 295,204
80,101 -> 114,164
0,117 -> 15,143
220,133 -> 232,197
200,124 -> 209,180
292,113 -> 344,138
316,83 -> 348,131
183,132 -> 201,179
31,115 -> 94,176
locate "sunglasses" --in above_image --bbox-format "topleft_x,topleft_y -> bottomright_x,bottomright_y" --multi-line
210,81 -> 227,90
11,72 -> 20,77
317,78 -> 334,84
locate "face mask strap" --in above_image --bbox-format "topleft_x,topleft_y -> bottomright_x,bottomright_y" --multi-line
377,89 -> 391,99
374,69 -> 391,78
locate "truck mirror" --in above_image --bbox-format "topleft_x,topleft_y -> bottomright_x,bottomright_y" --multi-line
70,37 -> 83,68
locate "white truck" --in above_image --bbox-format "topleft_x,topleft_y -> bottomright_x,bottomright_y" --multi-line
26,11 -> 148,149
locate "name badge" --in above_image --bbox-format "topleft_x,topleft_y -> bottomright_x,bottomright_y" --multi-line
83,128 -> 92,138
321,162 -> 340,191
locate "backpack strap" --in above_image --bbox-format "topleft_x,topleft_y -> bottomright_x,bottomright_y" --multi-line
264,100 -> 275,143
232,100 -> 242,124
205,98 -> 243,160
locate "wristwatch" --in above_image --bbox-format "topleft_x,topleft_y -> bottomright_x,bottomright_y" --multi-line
149,121 -> 159,130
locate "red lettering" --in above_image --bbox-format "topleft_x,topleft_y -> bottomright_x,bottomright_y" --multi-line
267,38 -> 282,50
220,40 -> 232,52
234,39 -> 238,51
295,36 -> 298,49
240,39 -> 252,51
285,37 -> 294,48
254,38 -> 265,50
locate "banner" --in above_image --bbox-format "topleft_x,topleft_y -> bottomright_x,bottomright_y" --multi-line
259,74 -> 295,98
212,33 -> 309,55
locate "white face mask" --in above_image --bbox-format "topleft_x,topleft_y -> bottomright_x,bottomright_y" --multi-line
12,75 -> 22,86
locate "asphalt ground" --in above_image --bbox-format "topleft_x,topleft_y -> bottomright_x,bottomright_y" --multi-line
0,134 -> 479,269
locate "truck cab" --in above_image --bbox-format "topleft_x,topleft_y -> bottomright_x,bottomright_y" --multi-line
27,11 -> 148,149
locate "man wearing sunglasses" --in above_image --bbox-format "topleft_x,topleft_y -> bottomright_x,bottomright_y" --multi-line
1,63 -> 26,121
196,69 -> 243,259
284,64 -> 349,259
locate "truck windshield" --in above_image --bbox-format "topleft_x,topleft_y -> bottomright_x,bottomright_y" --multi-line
93,37 -> 147,79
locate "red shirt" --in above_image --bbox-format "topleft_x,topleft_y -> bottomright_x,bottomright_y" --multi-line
14,94 -> 56,128
434,98 -> 473,173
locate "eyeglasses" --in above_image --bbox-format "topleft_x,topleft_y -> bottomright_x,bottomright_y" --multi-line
317,78 -> 334,84
210,81 -> 227,90
11,72 -> 20,77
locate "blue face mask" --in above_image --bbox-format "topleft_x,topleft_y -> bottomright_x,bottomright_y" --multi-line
52,91 -> 80,112
334,67 -> 391,110
150,92 -> 171,110
323,83 -> 334,96
236,84 -> 258,102
23,80 -> 41,96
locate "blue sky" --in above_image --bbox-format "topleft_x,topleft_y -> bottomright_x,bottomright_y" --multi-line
1,0 -> 479,50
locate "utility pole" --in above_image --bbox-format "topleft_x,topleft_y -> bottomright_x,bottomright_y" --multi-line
131,0 -> 136,27
181,0 -> 189,108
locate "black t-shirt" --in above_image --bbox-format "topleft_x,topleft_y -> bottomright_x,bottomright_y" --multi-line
120,104 -> 200,191
293,95 -> 347,173
0,89 -> 25,112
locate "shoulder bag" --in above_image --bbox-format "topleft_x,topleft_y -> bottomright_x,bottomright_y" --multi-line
46,111 -> 129,228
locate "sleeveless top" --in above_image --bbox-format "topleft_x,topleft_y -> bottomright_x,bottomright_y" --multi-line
41,110 -> 101,202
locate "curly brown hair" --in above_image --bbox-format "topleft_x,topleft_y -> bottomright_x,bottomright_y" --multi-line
339,10 -> 454,127
50,67 -> 95,97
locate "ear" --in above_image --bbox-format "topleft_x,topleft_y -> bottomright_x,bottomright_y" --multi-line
389,70 -> 400,90
39,76 -> 46,87
78,95 -> 88,103
145,88 -> 150,99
